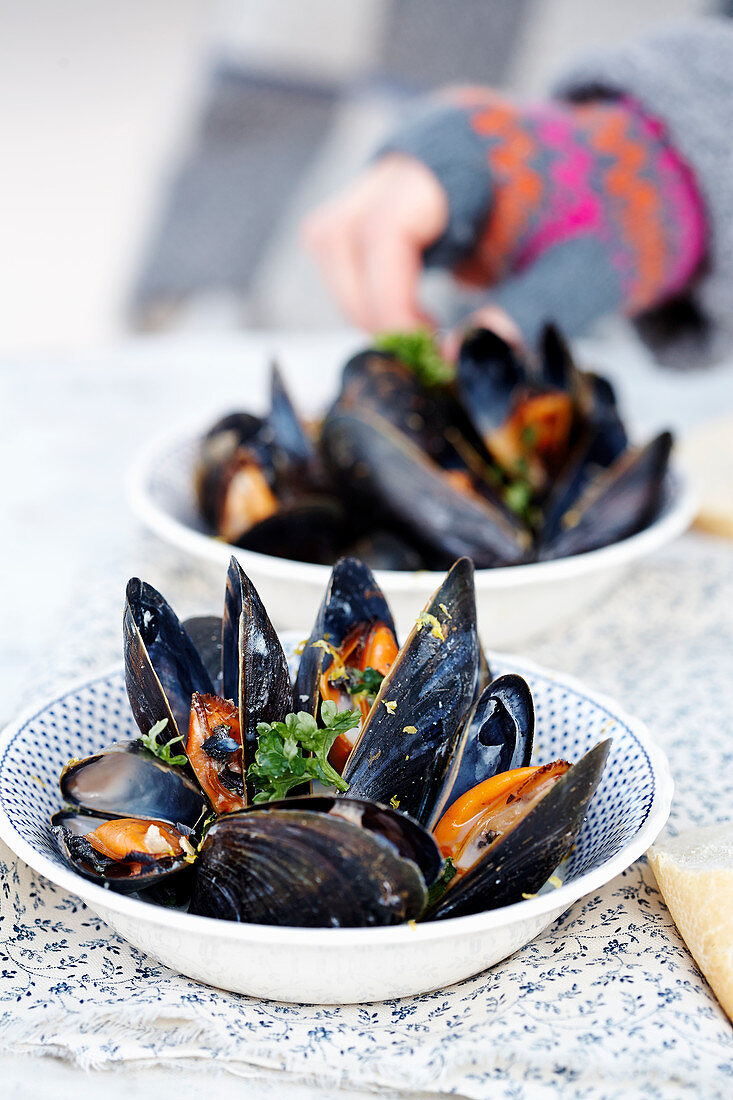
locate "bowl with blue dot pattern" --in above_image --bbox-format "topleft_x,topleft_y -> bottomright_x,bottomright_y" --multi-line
0,640 -> 672,1003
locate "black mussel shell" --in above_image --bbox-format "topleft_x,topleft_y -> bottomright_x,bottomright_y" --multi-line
234,495 -> 348,565
222,557 -> 293,799
60,741 -> 207,827
124,578 -> 214,743
538,323 -> 581,395
429,740 -> 611,920
336,349 -> 474,470
195,413 -> 268,531
343,558 -> 479,828
182,615 -> 223,694
294,556 -> 396,717
268,362 -> 317,472
189,796 -> 441,927
539,432 -> 673,560
321,409 -> 528,568
456,328 -> 528,442
52,810 -> 191,895
345,530 -> 425,572
447,674 -> 534,805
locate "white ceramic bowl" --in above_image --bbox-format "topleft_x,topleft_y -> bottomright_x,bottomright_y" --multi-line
127,425 -> 695,646
0,644 -> 672,1004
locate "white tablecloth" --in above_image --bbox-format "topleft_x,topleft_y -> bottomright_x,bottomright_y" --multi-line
2,333 -> 733,1098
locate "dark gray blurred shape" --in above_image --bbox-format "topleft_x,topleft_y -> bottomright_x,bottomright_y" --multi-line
378,0 -> 529,88
132,69 -> 338,315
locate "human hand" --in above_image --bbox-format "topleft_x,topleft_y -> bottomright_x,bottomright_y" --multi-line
301,153 -> 448,333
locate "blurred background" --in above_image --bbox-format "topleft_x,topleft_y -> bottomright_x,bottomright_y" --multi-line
0,0 -> 719,356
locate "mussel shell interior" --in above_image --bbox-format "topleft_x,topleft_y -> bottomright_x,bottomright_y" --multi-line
60,742 -> 207,827
447,674 -> 535,805
429,740 -> 611,921
189,797 -> 440,927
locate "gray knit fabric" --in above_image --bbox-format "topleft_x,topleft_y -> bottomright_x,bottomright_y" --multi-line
552,17 -> 733,366
378,102 -> 493,267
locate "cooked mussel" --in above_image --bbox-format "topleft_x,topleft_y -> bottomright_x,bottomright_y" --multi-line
52,810 -> 191,893
186,693 -> 244,814
294,556 -> 398,753
539,432 -> 672,559
223,557 -> 293,800
321,408 -> 528,569
189,796 -> 442,927
342,558 -> 479,828
60,740 -> 207,827
196,363 -> 324,547
428,740 -> 611,919
124,578 -> 214,743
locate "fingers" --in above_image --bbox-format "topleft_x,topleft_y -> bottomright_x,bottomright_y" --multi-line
442,303 -> 524,362
302,154 -> 448,333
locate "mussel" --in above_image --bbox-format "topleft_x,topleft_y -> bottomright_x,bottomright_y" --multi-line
195,364 -> 346,563
294,556 -> 398,769
189,797 -> 442,927
52,810 -> 192,894
342,557 -> 480,828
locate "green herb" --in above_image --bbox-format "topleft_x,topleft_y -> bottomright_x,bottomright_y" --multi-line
344,665 -> 384,699
140,718 -> 188,767
375,329 -> 454,388
503,479 -> 534,517
248,702 -> 360,804
426,857 -> 457,908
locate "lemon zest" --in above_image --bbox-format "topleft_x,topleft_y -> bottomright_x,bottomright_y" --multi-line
416,612 -> 445,640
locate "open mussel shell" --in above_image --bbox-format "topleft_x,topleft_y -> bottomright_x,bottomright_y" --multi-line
195,412 -> 266,531
294,555 -> 397,716
321,408 -> 528,568
335,348 -> 477,470
189,796 -> 442,927
124,578 -> 214,743
268,362 -> 317,472
429,740 -> 611,921
456,327 -> 529,443
342,558 -> 479,829
539,432 -> 673,560
60,740 -> 207,827
447,674 -> 534,805
222,557 -> 293,800
52,810 -> 191,895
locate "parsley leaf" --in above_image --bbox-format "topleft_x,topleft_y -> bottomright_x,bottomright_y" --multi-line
375,329 -> 453,388
344,665 -> 384,699
248,702 -> 361,804
140,718 -> 189,767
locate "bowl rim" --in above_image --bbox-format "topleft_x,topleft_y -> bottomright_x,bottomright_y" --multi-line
0,653 -> 673,947
126,420 -> 697,592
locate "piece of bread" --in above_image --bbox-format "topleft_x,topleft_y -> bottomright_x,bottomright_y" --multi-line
680,416 -> 733,539
648,824 -> 733,1021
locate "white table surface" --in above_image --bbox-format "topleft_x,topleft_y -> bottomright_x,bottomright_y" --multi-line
3,328 -> 733,1098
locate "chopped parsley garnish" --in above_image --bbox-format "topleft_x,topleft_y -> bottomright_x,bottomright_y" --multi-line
344,665 -> 384,698
375,329 -> 453,388
426,857 -> 457,908
140,718 -> 188,767
248,701 -> 360,804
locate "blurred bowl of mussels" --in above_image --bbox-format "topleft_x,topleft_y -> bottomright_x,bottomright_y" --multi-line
128,326 -> 695,645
